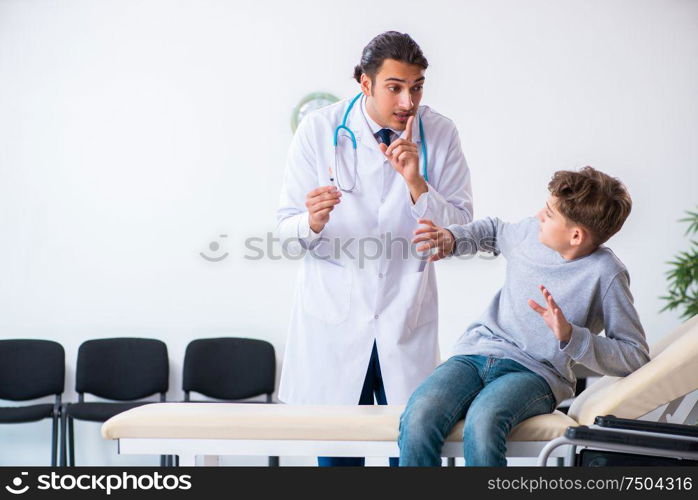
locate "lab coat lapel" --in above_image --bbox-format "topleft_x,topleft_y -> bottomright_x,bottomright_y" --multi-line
348,100 -> 384,155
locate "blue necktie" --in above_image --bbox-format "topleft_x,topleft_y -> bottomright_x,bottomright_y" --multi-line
377,128 -> 392,146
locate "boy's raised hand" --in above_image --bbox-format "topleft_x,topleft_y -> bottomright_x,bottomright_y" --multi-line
527,285 -> 573,343
412,218 -> 456,262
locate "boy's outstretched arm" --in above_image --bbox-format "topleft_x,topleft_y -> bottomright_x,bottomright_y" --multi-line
413,216 -> 530,262
413,219 -> 456,262
528,276 -> 651,376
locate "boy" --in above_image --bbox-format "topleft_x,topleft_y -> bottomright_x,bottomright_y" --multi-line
398,166 -> 650,466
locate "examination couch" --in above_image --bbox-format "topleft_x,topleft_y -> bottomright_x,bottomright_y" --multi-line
102,315 -> 698,466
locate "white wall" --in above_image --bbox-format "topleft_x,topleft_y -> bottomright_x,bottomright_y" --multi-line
0,0 -> 695,466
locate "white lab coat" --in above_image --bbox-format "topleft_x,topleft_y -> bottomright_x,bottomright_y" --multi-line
276,95 -> 473,404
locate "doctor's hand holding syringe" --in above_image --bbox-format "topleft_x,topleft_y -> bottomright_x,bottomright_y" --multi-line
306,186 -> 341,234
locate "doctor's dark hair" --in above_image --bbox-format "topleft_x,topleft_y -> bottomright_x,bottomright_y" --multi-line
548,166 -> 632,246
353,31 -> 428,83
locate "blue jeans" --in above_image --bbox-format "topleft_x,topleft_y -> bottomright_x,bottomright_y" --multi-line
318,341 -> 399,467
398,355 -> 556,466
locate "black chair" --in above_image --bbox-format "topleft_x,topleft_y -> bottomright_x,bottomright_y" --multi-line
0,339 -> 64,466
181,337 -> 277,466
61,337 -> 169,466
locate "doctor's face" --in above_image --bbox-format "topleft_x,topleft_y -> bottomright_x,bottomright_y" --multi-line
361,58 -> 425,131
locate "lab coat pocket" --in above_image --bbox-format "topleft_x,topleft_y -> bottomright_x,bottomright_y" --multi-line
403,270 -> 438,331
301,259 -> 352,325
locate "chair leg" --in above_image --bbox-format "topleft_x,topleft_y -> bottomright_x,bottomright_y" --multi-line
160,455 -> 167,467
51,413 -> 58,467
68,416 -> 75,467
446,457 -> 456,467
60,411 -> 67,467
268,456 -> 280,467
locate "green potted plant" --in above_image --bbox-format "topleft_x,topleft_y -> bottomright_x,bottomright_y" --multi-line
660,208 -> 698,320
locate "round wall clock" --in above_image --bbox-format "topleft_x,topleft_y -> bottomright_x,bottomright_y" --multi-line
291,92 -> 340,133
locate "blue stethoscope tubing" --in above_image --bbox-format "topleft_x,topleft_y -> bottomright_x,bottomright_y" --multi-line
332,92 -> 428,192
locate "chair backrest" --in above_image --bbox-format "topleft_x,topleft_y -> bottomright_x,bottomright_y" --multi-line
183,337 -> 276,400
0,339 -> 65,401
76,338 -> 168,401
569,314 -> 698,425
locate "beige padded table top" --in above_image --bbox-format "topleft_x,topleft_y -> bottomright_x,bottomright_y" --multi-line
102,403 -> 577,443
100,317 -> 698,465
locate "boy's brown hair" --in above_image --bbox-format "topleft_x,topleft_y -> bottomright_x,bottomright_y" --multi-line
548,166 -> 632,246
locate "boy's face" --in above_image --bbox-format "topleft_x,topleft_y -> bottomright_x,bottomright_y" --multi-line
361,58 -> 425,131
536,196 -> 586,254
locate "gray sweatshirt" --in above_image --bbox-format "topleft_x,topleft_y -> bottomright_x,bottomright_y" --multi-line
446,216 -> 650,406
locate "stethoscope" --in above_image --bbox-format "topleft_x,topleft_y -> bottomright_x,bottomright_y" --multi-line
332,92 -> 428,193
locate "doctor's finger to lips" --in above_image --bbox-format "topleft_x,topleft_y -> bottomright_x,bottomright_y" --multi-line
384,115 -> 415,153
404,114 -> 414,138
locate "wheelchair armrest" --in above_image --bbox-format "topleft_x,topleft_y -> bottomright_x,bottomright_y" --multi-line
565,425 -> 698,453
593,415 -> 698,438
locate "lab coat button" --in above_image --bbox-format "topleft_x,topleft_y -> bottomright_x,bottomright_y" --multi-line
374,314 -> 379,320
378,273 -> 384,279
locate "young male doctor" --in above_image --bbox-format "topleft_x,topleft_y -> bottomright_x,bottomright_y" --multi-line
276,31 -> 473,466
